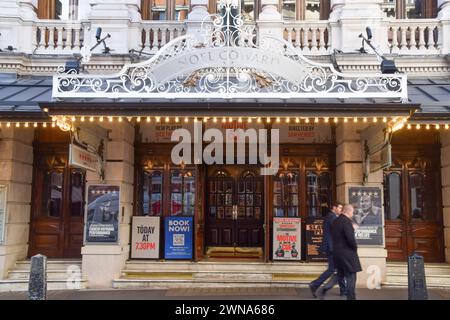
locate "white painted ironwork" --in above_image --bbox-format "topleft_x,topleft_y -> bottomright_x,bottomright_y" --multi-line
53,0 -> 408,101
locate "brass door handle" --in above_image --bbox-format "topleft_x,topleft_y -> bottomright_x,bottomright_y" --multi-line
232,205 -> 238,220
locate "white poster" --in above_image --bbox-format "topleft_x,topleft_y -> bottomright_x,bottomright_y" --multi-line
0,186 -> 6,244
131,216 -> 161,259
273,217 -> 302,261
272,123 -> 332,144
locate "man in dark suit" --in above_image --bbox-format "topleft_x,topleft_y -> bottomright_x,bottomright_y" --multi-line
308,203 -> 347,298
331,204 -> 362,300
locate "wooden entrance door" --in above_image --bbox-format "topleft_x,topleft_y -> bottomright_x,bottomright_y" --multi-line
384,140 -> 445,262
205,166 -> 264,249
29,143 -> 86,258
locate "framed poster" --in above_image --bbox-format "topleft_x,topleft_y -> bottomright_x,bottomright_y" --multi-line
164,217 -> 193,259
85,185 -> 120,244
131,216 -> 160,259
273,217 -> 301,261
348,185 -> 384,246
0,186 -> 6,244
305,217 -> 327,262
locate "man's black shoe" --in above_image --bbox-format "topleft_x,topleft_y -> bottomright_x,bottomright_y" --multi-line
308,283 -> 318,298
316,288 -> 327,300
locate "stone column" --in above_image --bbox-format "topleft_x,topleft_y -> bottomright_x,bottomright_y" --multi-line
81,122 -> 135,288
335,123 -> 387,289
256,0 -> 283,47
329,0 -> 389,54
0,127 -> 34,279
186,0 -> 211,41
441,130 -> 450,262
88,0 -> 141,55
0,0 -> 37,54
438,0 -> 450,54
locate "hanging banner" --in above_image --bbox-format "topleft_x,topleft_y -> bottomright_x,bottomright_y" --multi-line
85,185 -> 120,244
273,217 -> 301,260
272,123 -> 332,144
164,217 -> 193,259
305,217 -> 327,262
348,186 -> 384,246
131,216 -> 160,259
0,186 -> 6,244
69,143 -> 98,172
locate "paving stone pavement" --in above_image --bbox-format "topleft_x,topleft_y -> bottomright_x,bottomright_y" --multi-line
0,287 -> 449,300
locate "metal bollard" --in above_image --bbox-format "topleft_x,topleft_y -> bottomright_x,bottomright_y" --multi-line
28,254 -> 47,300
408,252 -> 428,300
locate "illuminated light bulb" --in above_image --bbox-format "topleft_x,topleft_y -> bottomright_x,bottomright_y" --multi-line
146,117 -> 150,123
222,117 -> 226,123
276,117 -> 281,123
175,117 -> 179,123
81,116 -> 85,122
33,122 -> 38,128
436,124 -> 440,130
344,117 -> 348,123
184,117 -> 189,123
24,122 -> 29,128
426,124 -> 430,130
6,122 -> 10,128
51,122 -> 56,128
324,117 -> 329,123
71,116 -> 76,122
118,117 -> 123,122
407,124 -> 412,130
194,118 -> 199,123
383,117 -> 387,123
213,117 -> 218,123
266,117 -> 271,123
257,117 -> 261,123
446,124 -> 449,130
353,117 -> 358,123
373,117 -> 378,123
43,108 -> 49,113
109,116 -> 113,122
286,117 -> 290,123
416,124 -> 420,130
165,117 -> 170,123
295,117 -> 300,123
89,116 -> 94,122
156,117 -> 160,122
136,117 -> 140,123
228,117 -> 233,123
247,117 -> 252,123
315,117 -> 319,123
43,123 -> 47,128
363,117 -> 368,123
100,116 -> 104,122
16,123 -> 20,128
202,117 -> 207,123
334,117 -> 338,123
238,117 -> 242,123
305,118 -> 310,123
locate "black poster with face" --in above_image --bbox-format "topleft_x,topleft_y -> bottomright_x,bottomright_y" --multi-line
85,185 -> 120,243
305,217 -> 327,261
349,186 -> 384,246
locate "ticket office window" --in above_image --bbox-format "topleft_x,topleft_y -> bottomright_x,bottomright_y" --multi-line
138,168 -> 196,216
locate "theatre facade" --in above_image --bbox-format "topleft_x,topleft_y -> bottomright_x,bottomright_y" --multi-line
0,0 -> 450,290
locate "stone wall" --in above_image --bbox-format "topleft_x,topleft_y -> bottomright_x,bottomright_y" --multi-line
0,127 -> 34,279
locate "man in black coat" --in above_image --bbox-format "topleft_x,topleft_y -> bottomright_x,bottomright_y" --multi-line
331,204 -> 362,300
308,203 -> 347,298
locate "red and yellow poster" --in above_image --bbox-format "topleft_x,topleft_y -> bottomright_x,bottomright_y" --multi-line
273,217 -> 301,261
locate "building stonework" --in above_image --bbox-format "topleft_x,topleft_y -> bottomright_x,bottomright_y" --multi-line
0,0 -> 449,293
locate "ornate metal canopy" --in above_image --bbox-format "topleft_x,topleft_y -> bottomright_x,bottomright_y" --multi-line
53,0 -> 408,101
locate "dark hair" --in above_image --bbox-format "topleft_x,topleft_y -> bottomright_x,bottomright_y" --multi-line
332,202 -> 344,208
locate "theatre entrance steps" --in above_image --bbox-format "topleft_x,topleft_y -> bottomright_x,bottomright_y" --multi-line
112,260 -> 328,289
0,259 -> 87,292
383,262 -> 450,289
